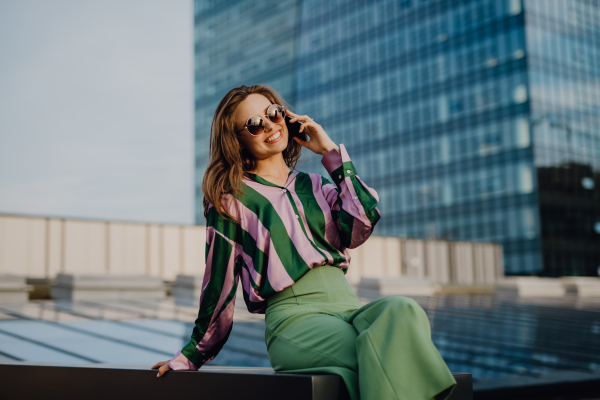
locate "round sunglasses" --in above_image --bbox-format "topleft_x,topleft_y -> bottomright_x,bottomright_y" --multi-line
236,104 -> 287,136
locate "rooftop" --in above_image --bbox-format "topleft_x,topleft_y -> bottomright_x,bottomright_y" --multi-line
1,289 -> 599,394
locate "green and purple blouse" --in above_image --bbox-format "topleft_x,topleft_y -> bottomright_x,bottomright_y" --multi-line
169,143 -> 381,370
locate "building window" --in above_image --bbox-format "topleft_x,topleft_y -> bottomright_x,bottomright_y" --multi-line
515,118 -> 530,148
509,0 -> 522,16
522,208 -> 537,239
513,84 -> 528,104
518,164 -> 533,194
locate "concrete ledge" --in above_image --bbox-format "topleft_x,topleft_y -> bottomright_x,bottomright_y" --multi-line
495,277 -> 566,297
0,274 -> 33,304
560,277 -> 600,297
357,277 -> 439,297
0,361 -> 472,400
51,273 -> 166,301
474,369 -> 600,400
436,284 -> 496,295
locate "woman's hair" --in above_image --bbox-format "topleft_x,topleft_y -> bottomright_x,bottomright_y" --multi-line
202,84 -> 303,223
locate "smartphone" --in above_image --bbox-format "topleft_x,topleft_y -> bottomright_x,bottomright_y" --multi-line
285,114 -> 306,141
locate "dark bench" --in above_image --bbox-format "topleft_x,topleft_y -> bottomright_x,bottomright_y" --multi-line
0,361 -> 472,399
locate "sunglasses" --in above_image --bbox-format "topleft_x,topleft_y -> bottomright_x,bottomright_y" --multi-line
236,104 -> 287,136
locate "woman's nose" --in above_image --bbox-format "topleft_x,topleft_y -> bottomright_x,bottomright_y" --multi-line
263,116 -> 276,130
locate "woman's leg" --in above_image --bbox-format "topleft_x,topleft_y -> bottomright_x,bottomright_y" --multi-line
345,296 -> 457,400
265,305 -> 361,400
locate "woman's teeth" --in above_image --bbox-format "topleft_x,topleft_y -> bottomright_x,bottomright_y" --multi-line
265,131 -> 281,143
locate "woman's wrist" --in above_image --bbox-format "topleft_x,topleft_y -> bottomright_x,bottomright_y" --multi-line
321,143 -> 339,155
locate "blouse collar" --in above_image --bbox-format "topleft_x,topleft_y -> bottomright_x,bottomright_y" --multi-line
244,170 -> 295,188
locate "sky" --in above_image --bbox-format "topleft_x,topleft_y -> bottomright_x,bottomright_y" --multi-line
0,0 -> 194,225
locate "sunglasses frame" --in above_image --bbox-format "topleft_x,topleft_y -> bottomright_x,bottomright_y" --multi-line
236,104 -> 287,136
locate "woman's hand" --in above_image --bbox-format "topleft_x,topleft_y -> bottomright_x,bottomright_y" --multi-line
287,110 -> 339,156
151,360 -> 172,377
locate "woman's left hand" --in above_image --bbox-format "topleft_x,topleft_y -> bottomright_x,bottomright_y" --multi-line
287,110 -> 339,156
151,359 -> 172,377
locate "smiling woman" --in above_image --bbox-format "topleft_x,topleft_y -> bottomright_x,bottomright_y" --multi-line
151,84 -> 456,400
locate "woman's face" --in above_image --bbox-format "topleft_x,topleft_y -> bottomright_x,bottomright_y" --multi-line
234,93 -> 289,160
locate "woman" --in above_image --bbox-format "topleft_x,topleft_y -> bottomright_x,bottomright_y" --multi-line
151,84 -> 457,400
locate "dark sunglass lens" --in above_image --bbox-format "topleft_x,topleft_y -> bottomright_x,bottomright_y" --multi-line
246,116 -> 264,135
267,104 -> 285,123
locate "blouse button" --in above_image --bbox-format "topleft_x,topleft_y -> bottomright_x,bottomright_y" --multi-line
353,196 -> 358,199
338,175 -> 342,179
346,169 -> 351,174
295,214 -> 299,218
322,261 -> 327,265
282,189 -> 287,193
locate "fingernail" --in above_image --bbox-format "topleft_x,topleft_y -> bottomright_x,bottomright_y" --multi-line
157,373 -> 160,377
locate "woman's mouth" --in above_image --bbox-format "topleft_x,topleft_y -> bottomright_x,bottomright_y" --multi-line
264,130 -> 282,144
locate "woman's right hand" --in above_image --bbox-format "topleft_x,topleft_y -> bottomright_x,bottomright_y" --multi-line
151,360 -> 172,377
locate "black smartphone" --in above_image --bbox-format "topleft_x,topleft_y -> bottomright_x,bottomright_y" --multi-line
285,114 -> 306,141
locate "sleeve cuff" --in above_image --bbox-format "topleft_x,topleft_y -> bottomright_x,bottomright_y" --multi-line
321,144 -> 343,176
168,349 -> 200,371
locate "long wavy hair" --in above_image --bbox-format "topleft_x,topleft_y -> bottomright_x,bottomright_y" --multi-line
202,84 -> 304,223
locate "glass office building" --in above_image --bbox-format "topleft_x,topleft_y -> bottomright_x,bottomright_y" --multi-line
524,0 -> 600,276
193,0 -> 600,276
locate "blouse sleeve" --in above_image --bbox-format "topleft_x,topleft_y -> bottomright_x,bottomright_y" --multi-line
168,203 -> 241,370
320,143 -> 381,249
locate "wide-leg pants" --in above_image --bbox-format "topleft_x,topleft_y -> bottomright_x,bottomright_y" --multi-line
264,266 -> 457,400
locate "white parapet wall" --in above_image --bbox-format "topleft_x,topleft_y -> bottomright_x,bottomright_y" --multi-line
0,214 -> 206,281
426,240 -> 451,285
1,214 -> 504,290
346,235 -> 504,289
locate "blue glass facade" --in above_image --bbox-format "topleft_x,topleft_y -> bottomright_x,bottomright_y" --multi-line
193,0 -> 300,224
524,0 -> 600,276
194,0 -> 600,276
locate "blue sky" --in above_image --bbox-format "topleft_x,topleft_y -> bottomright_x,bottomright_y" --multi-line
0,0 -> 194,224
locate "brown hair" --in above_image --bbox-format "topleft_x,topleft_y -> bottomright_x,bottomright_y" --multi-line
201,84 -> 303,223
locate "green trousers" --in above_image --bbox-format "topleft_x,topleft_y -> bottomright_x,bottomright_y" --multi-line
264,266 -> 457,400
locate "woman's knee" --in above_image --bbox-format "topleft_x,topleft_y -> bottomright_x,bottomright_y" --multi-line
381,296 -> 426,317
387,296 -> 431,331
383,295 -> 418,308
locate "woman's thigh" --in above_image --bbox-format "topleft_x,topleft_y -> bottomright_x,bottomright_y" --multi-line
265,305 -> 359,372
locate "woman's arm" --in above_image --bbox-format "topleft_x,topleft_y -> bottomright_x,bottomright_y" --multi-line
285,110 -> 381,249
320,143 -> 381,249
153,203 -> 241,376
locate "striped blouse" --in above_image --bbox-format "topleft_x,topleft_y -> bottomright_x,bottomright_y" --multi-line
168,143 -> 381,370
